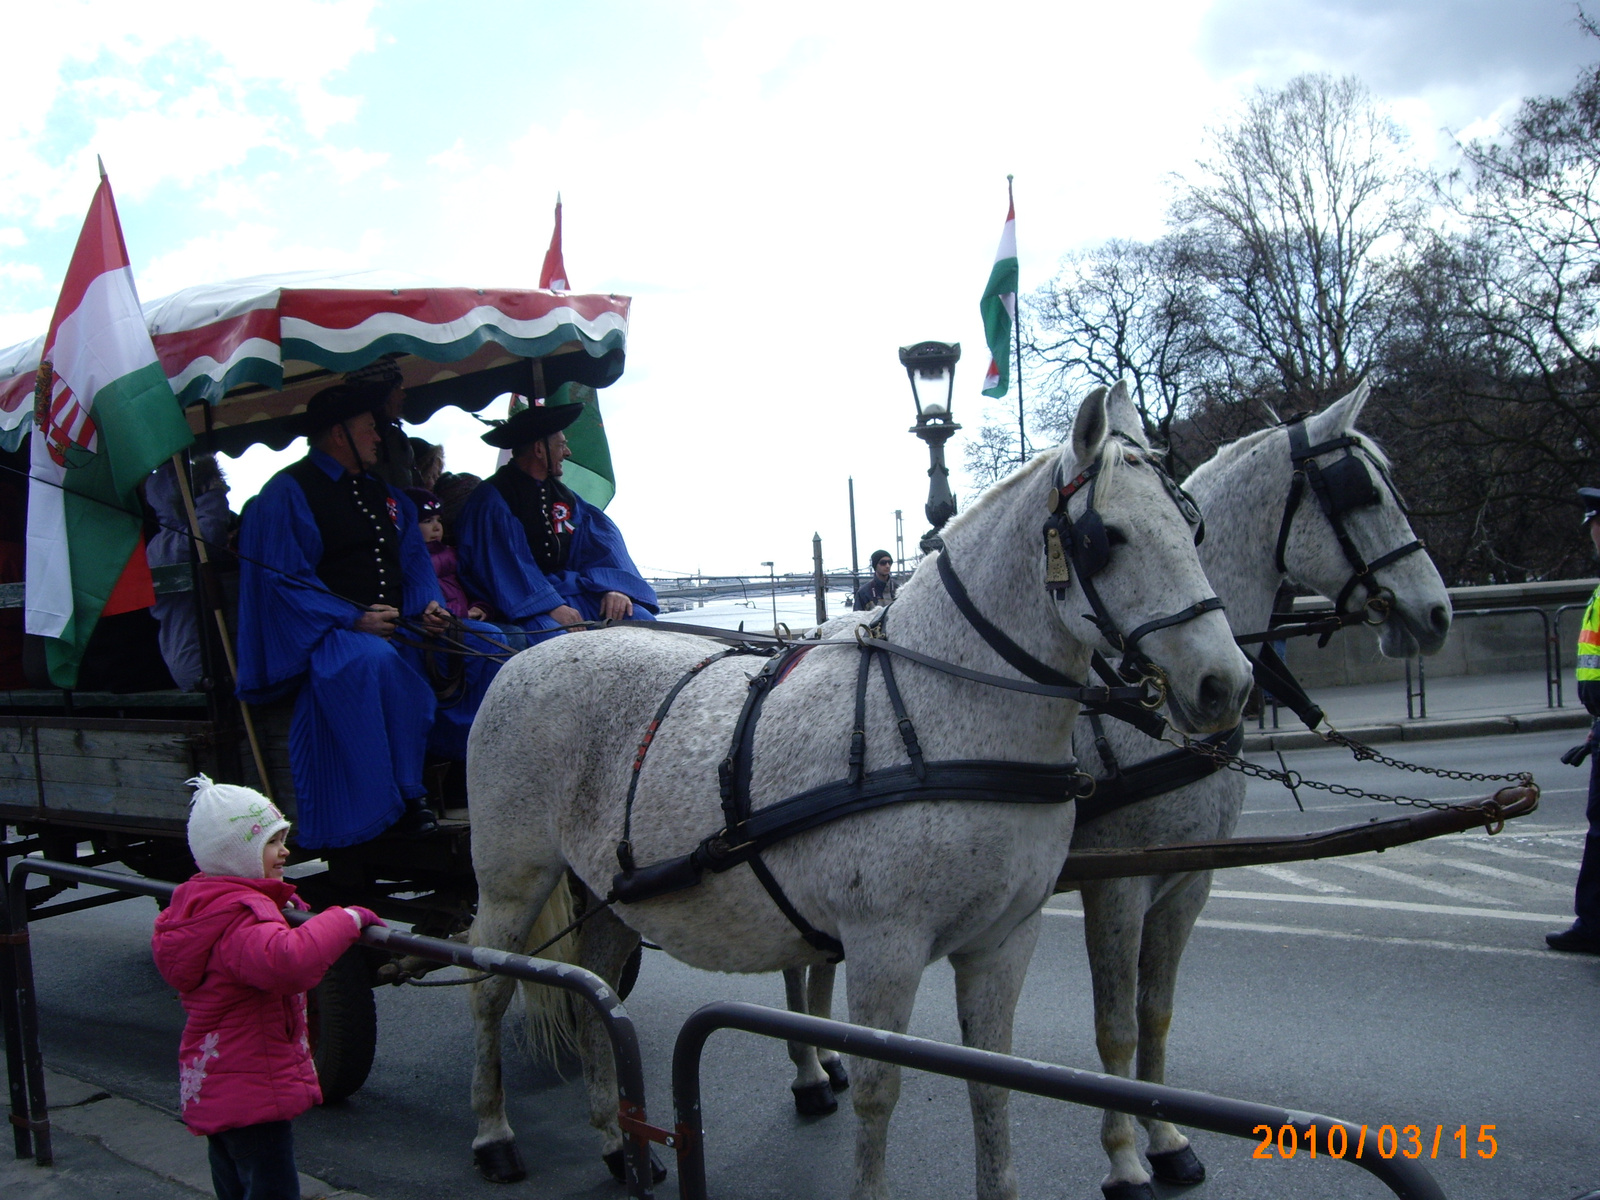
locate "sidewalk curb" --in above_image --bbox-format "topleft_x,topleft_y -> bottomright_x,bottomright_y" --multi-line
10,1068 -> 372,1200
1243,707 -> 1591,752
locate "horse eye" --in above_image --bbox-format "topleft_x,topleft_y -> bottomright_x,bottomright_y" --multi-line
1105,526 -> 1128,547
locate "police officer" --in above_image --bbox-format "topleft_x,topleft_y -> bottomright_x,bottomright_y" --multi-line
1548,486 -> 1600,953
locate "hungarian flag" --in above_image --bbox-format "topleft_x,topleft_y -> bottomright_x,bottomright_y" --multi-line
540,194 -> 569,291
980,183 -> 1018,398
25,170 -> 194,688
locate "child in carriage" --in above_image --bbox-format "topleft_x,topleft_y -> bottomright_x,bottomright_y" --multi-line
406,486 -> 486,621
152,776 -> 384,1200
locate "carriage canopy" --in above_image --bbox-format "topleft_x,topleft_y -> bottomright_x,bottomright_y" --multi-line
0,268 -> 631,503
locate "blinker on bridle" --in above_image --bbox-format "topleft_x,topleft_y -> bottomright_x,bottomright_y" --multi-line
1272,418 -> 1423,636
1042,440 -> 1223,686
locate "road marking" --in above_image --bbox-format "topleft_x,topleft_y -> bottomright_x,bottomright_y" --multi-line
1039,908 -> 1556,958
1201,890 -> 1570,923
1426,857 -> 1574,894
1456,841 -> 1577,865
1242,865 -> 1350,894
1321,858 -> 1511,904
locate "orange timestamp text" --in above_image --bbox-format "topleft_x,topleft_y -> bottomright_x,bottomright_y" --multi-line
1251,1123 -> 1498,1161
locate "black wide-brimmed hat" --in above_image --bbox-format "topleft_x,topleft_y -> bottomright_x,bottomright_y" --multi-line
479,401 -> 585,450
1580,487 -> 1600,527
300,383 -> 379,435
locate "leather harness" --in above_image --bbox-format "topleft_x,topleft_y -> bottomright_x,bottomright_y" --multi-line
609,443 -> 1227,958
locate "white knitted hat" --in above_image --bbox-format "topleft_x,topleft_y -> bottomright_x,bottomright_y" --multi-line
185,775 -> 291,879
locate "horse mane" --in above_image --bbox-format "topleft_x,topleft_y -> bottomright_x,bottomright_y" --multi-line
1189,416 -> 1391,487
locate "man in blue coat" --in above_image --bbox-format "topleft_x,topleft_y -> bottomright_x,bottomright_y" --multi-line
455,401 -> 657,640
235,384 -> 500,848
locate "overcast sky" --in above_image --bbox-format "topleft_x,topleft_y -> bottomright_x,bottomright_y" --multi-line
2,1 -> 1595,578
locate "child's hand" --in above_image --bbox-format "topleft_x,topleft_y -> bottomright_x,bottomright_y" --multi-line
468,605 -> 487,621
343,906 -> 386,931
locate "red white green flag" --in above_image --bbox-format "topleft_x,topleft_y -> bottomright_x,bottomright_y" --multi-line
25,170 -> 194,687
540,194 -> 568,291
980,183 -> 1018,397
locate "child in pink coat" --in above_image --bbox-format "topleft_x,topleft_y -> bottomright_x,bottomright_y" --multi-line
152,776 -> 383,1200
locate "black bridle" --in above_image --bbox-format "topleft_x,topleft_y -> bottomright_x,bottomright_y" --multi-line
1271,419 -> 1424,634
1038,440 -> 1223,684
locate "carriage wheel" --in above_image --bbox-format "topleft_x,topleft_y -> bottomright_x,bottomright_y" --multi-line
617,944 -> 643,1000
307,947 -> 377,1103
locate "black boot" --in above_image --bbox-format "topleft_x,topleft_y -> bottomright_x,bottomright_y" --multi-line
393,793 -> 439,838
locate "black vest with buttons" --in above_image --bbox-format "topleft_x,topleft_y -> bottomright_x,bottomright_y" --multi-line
286,458 -> 404,609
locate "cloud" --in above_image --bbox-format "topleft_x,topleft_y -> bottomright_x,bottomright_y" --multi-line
1198,0 -> 1598,150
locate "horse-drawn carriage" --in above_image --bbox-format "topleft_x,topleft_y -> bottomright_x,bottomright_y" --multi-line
0,269 -> 634,1098
0,280 -> 1543,1198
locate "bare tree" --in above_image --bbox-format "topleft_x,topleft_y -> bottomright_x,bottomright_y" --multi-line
1173,73 -> 1423,407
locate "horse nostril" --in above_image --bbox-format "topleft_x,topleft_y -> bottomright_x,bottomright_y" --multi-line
1430,605 -> 1451,638
1197,673 -> 1230,715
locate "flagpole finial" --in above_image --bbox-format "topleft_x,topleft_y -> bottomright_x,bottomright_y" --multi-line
97,155 -> 107,180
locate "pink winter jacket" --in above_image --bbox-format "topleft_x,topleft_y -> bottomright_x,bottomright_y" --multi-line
151,874 -> 361,1136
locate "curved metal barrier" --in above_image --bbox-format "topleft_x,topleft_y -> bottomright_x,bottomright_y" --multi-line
671,1001 -> 1448,1200
0,859 -> 662,1199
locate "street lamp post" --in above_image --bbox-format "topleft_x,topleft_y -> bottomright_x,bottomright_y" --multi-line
899,341 -> 962,554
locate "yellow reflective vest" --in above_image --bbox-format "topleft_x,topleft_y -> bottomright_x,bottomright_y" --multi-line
1578,584 -> 1600,715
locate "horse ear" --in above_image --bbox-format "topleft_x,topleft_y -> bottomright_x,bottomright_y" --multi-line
1306,379 -> 1371,441
1071,385 -> 1110,468
1103,379 -> 1149,447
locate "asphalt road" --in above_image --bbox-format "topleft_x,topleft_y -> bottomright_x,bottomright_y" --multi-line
17,727 -> 1600,1200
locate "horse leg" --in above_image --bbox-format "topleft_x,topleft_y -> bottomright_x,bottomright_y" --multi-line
950,911 -> 1042,1200
469,863 -> 563,1183
809,964 -> 849,1091
842,935 -> 927,1200
1081,877 -> 1153,1200
573,905 -> 666,1185
784,967 -> 837,1116
1133,873 -> 1209,1187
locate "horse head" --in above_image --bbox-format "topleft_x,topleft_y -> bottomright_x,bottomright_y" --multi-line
1282,382 -> 1452,658
1051,381 -> 1252,734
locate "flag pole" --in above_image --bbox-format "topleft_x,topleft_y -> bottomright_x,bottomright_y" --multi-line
1009,174 -> 1025,463
169,453 -> 273,797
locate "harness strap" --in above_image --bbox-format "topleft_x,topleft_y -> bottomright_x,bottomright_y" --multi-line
617,647 -> 752,873
1246,641 -> 1326,731
1075,724 -> 1245,826
936,549 -> 1082,687
849,636 -> 871,785
876,648 -> 927,781
1121,597 -> 1226,651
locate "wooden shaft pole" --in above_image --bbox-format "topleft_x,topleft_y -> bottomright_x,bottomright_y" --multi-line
169,454 -> 273,798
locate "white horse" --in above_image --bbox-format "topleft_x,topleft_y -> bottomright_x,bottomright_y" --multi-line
1068,382 -> 1451,1200
465,382 -> 1253,1200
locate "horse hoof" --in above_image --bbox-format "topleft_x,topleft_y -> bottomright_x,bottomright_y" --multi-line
823,1057 -> 850,1092
473,1139 -> 527,1184
1147,1145 -> 1206,1185
1100,1182 -> 1155,1200
603,1147 -> 669,1185
791,1079 -> 839,1117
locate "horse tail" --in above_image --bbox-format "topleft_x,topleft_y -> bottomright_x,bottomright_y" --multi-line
514,873 -> 585,1065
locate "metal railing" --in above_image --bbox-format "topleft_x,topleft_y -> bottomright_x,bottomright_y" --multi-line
670,1001 -> 1447,1200
1552,602 -> 1592,709
0,859 -> 663,1198
1402,606 -> 1558,719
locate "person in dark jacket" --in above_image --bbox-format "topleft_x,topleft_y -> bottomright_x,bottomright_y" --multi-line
1549,486 -> 1600,954
854,549 -> 899,611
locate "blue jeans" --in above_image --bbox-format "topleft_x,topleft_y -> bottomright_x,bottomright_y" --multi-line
207,1120 -> 300,1200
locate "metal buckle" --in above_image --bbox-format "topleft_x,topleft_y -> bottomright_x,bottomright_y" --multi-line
1137,667 -> 1169,711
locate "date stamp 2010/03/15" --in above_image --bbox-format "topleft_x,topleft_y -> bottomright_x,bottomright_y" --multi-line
1252,1124 -> 1498,1161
